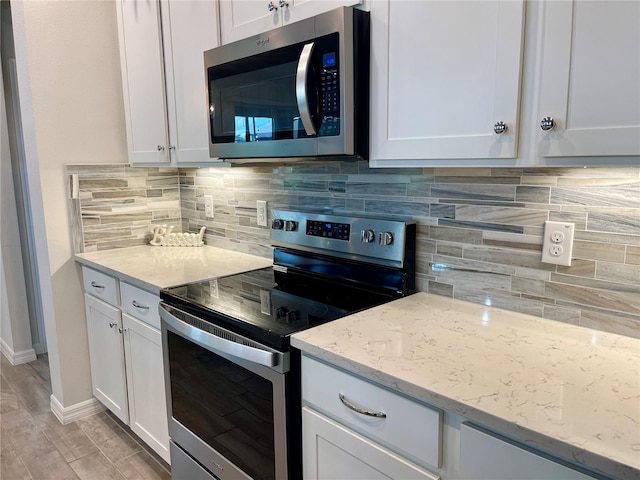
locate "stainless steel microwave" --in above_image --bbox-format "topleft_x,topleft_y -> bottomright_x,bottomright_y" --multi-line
204,7 -> 369,163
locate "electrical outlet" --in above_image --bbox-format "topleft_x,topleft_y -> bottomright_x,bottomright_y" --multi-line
257,200 -> 268,227
204,195 -> 214,218
541,221 -> 575,266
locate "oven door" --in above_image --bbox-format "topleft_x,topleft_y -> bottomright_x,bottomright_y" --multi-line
160,303 -> 290,480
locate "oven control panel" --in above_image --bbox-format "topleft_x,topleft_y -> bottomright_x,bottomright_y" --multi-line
270,210 -> 415,267
305,220 -> 351,241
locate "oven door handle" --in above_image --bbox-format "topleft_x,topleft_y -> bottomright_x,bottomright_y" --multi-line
160,304 -> 278,367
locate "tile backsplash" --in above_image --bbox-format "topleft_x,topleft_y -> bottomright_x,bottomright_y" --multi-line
68,162 -> 640,338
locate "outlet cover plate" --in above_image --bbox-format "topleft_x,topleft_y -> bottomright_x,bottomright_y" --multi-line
257,200 -> 268,227
541,221 -> 575,266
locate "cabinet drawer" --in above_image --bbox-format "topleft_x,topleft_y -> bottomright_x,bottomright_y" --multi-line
82,266 -> 119,307
302,356 -> 442,470
120,282 -> 160,329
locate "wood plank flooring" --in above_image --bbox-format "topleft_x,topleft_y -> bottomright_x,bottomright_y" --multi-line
0,354 -> 170,479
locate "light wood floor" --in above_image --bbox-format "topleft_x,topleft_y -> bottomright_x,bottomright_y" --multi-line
0,353 -> 171,479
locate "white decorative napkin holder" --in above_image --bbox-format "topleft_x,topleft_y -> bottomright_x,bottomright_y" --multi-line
150,225 -> 206,247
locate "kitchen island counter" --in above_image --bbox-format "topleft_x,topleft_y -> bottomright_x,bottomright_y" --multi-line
291,292 -> 640,480
75,245 -> 272,293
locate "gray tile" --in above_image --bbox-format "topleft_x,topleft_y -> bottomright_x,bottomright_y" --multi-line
22,449 -> 80,480
515,186 -> 550,203
587,212 -> 640,235
0,443 -> 32,480
431,184 -> 516,202
114,451 -> 170,480
542,304 -> 581,326
69,451 -> 126,480
627,245 -> 640,265
41,415 -> 99,463
544,281 -> 640,315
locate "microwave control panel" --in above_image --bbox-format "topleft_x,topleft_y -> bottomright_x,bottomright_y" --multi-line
319,51 -> 340,137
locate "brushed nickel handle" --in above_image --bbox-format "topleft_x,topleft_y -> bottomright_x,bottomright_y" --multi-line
279,0 -> 288,7
494,121 -> 508,134
168,144 -> 175,151
338,393 -> 387,418
268,1 -> 277,11
132,300 -> 149,310
157,145 -> 165,151
540,116 -> 555,131
118,327 -> 127,334
108,322 -> 117,329
90,281 -> 105,289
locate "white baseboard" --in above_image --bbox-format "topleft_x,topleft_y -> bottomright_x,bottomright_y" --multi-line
0,338 -> 37,365
50,395 -> 105,425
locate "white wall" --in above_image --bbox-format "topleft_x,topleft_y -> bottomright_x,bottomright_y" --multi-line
11,0 -> 127,409
0,57 -> 35,365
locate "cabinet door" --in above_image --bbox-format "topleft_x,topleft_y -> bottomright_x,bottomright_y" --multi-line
369,0 -> 525,165
219,0 -> 362,45
116,0 -> 170,164
303,407 -> 440,480
284,0 -> 362,24
536,0 -> 640,157
161,1 -> 221,164
84,294 -> 129,423
219,0 -> 282,45
460,423 -> 596,480
122,313 -> 170,464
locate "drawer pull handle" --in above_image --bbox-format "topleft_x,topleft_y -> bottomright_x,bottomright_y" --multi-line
132,300 -> 150,310
338,393 -> 387,419
90,281 -> 105,289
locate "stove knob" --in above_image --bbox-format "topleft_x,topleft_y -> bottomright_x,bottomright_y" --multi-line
285,310 -> 300,323
285,220 -> 298,232
360,229 -> 375,243
271,219 -> 284,230
379,231 -> 394,246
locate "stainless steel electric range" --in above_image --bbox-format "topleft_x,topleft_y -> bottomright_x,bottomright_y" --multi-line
159,209 -> 416,480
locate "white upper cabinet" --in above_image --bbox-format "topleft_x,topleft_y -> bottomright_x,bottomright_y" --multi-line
369,0 -> 640,167
116,0 -> 221,165
369,0 -> 526,165
536,0 -> 640,158
219,0 -> 362,45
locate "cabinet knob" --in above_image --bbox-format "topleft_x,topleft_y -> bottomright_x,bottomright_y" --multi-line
118,327 -> 127,334
493,121 -> 508,134
157,145 -> 165,151
279,0 -> 289,7
268,2 -> 277,11
540,117 -> 555,131
108,322 -> 117,329
168,144 -> 175,151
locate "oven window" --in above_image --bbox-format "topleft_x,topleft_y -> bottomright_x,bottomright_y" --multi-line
168,332 -> 276,480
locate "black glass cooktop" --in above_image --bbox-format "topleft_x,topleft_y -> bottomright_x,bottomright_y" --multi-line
160,266 -> 400,351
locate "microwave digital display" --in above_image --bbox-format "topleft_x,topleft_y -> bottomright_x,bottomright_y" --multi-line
323,52 -> 336,68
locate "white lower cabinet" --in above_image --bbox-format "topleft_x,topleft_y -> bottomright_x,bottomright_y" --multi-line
122,313 -> 169,463
301,355 -> 442,479
84,294 -> 129,424
303,406 -> 439,480
460,423 -> 598,480
82,267 -> 170,463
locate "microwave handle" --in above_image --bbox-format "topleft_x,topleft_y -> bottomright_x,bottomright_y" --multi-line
295,42 -> 317,136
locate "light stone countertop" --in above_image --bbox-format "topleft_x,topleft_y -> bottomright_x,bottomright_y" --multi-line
291,292 -> 640,480
75,245 -> 273,293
